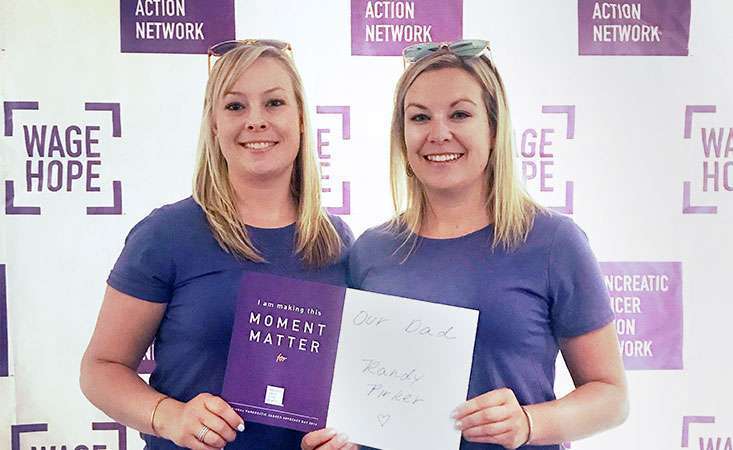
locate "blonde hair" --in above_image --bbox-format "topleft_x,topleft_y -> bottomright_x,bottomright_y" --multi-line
193,44 -> 343,267
389,51 -> 543,251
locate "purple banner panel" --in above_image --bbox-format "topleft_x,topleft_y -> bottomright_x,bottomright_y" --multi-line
1,265 -> 8,377
120,0 -> 235,54
601,262 -> 683,370
578,0 -> 691,56
222,272 -> 346,432
351,0 -> 463,56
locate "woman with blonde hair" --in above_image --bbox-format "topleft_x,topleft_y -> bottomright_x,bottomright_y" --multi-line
306,40 -> 628,450
80,40 -> 352,450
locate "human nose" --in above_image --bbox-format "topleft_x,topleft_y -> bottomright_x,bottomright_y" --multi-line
245,108 -> 269,131
428,117 -> 451,144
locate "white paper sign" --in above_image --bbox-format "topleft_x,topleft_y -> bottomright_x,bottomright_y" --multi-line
327,288 -> 479,450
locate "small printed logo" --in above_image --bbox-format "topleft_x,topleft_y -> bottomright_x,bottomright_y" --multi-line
681,105 -> 731,214
578,0 -> 691,56
11,422 -> 126,450
518,105 -> 575,213
120,0 -> 235,54
601,262 -> 683,370
316,106 -> 352,215
350,0 -> 463,56
0,264 -> 7,377
3,101 -> 123,215
275,353 -> 288,363
265,385 -> 285,407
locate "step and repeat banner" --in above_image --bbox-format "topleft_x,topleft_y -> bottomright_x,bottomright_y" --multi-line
1,1 -> 731,449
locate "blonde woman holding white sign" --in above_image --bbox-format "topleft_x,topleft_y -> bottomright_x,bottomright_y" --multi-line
342,40 -> 628,450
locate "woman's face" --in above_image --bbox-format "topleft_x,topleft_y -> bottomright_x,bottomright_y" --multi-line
213,57 -> 301,185
403,67 -> 492,196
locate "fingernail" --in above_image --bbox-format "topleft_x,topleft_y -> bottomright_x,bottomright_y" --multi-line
336,433 -> 349,444
454,420 -> 462,430
237,423 -> 245,432
324,428 -> 337,437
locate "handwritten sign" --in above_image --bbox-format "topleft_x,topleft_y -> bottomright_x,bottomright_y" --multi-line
223,273 -> 477,447
327,289 -> 478,450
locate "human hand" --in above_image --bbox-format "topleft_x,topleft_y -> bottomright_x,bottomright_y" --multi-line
452,388 -> 531,449
301,428 -> 359,450
154,393 -> 245,450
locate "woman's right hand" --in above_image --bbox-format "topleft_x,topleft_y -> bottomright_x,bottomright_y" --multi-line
155,393 -> 245,450
301,428 -> 358,450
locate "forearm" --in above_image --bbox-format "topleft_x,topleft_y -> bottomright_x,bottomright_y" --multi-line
80,357 -> 173,435
524,380 -> 628,445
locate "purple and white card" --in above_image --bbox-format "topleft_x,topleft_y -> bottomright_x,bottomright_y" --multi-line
222,272 -> 346,431
222,272 -> 479,449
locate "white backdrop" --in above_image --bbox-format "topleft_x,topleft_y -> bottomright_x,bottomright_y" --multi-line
1,1 -> 731,449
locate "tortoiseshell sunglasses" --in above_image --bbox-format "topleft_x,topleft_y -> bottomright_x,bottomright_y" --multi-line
207,39 -> 293,72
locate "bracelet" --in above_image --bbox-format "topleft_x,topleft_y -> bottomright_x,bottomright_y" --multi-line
150,395 -> 170,437
520,405 -> 534,447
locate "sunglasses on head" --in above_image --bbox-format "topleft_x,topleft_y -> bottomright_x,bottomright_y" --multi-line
402,39 -> 491,68
207,39 -> 293,72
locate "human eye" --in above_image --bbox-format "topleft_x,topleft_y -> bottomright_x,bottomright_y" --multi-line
266,98 -> 286,108
409,113 -> 430,122
225,102 -> 245,111
451,110 -> 471,120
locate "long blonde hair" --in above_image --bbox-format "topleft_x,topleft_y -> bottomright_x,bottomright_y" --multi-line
193,44 -> 343,267
389,51 -> 543,251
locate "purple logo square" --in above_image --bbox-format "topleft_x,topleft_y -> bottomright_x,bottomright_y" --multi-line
601,262 -> 683,370
120,0 -> 235,54
11,422 -> 127,450
351,0 -> 463,56
316,105 -> 351,215
3,101 -> 124,215
578,0 -> 691,56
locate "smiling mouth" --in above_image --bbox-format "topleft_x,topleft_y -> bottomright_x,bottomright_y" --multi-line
424,153 -> 464,163
241,141 -> 278,151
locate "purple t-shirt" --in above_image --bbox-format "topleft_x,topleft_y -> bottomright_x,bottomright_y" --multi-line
349,212 -> 614,450
107,197 -> 352,450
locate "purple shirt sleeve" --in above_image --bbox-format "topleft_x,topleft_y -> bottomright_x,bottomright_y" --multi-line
107,209 -> 175,303
548,217 -> 615,337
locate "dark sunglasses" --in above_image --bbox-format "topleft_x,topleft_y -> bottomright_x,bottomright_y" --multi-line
402,39 -> 491,68
207,39 -> 293,72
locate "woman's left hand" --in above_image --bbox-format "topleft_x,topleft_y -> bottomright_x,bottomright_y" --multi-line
453,387 -> 530,449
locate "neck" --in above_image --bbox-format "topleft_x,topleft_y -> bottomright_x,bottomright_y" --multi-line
419,182 -> 491,238
229,169 -> 298,228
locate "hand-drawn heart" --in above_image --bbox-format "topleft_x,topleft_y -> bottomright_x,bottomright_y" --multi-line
377,414 -> 390,427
